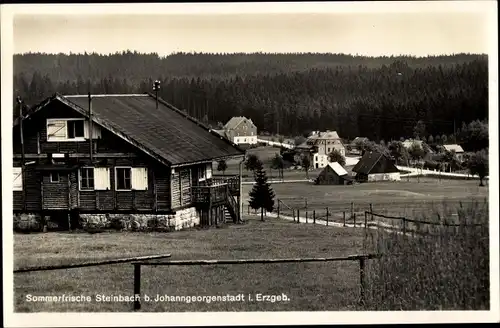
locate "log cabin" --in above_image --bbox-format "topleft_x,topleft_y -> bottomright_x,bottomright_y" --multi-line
12,93 -> 246,231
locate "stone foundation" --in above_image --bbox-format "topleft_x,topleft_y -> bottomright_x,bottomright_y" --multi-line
14,213 -> 42,232
79,207 -> 201,232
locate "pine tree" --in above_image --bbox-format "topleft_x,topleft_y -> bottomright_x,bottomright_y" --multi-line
248,160 -> 275,221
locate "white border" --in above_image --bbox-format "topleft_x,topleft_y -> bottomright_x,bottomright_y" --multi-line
2,1 -> 499,326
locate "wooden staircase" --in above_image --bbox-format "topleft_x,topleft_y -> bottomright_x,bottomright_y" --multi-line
224,187 -> 239,223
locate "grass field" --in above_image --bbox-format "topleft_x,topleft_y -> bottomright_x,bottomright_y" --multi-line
242,177 -> 489,220
14,217 -> 368,312
220,146 -> 316,181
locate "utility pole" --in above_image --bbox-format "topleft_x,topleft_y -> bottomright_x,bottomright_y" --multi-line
17,96 -> 26,211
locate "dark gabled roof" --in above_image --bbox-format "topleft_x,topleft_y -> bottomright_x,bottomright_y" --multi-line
352,151 -> 399,175
14,93 -> 245,167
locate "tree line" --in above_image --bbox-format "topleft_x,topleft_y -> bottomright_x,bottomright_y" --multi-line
13,52 -> 488,144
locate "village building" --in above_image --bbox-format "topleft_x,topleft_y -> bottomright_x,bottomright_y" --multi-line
214,116 -> 258,146
315,162 -> 353,185
350,137 -> 369,155
12,93 -> 245,231
296,130 -> 346,169
442,144 -> 465,162
402,139 -> 424,150
352,151 -> 401,182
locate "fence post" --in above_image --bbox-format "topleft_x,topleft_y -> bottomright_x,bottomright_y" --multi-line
353,213 -> 356,227
297,209 -> 300,223
364,212 -> 368,229
277,201 -> 280,218
351,202 -> 354,220
326,207 -> 329,226
247,204 -> 250,215
369,204 -> 373,221
359,257 -> 366,306
313,210 -> 316,224
133,263 -> 141,311
343,211 -> 346,227
305,199 -> 308,222
306,208 -> 308,224
402,217 -> 407,236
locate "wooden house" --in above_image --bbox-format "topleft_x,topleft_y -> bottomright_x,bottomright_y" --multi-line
315,162 -> 353,185
12,93 -> 245,231
352,151 -> 400,182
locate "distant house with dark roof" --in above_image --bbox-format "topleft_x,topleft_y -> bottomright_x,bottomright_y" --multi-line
315,162 -> 353,185
12,93 -> 245,232
219,116 -> 258,145
352,151 -> 400,182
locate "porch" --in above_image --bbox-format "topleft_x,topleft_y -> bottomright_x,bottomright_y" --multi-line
191,175 -> 240,224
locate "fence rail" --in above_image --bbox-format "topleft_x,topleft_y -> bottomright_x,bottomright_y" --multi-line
14,254 -> 172,273
131,253 -> 383,311
246,197 -> 488,238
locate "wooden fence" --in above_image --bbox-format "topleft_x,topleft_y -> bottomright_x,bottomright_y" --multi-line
247,198 -> 488,238
131,253 -> 383,311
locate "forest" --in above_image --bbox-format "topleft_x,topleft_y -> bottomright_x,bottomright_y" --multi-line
13,52 -> 489,142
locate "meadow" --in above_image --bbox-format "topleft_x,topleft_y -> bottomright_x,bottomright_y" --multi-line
14,218 -> 368,312
242,177 -> 489,220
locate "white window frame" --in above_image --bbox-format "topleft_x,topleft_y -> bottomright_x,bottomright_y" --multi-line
50,172 -> 60,183
115,166 -> 132,191
13,167 -> 23,191
79,167 -> 95,191
46,118 -> 86,142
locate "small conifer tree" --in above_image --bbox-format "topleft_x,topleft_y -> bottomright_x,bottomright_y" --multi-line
248,160 -> 275,221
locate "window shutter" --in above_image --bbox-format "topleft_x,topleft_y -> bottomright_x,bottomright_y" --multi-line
13,167 -> 23,191
47,120 -> 67,141
206,163 -> 212,179
84,121 -> 102,139
94,168 -> 110,190
131,167 -> 148,190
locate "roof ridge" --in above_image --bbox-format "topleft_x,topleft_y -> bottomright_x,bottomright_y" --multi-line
64,94 -> 148,98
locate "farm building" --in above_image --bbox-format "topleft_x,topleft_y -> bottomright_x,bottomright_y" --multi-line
352,151 -> 401,182
214,116 -> 258,146
442,144 -> 465,162
315,162 -> 353,185
12,93 -> 245,231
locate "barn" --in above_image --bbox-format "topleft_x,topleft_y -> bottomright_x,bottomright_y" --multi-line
12,92 -> 245,232
315,162 -> 352,185
352,151 -> 400,182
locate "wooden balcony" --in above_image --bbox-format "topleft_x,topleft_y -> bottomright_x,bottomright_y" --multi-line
209,175 -> 240,195
192,184 -> 229,205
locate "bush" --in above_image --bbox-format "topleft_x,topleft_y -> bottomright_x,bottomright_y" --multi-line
364,200 -> 489,310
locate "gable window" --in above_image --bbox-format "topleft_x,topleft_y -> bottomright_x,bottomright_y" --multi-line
67,120 -> 85,139
13,167 -> 23,191
80,167 -> 95,190
47,118 -> 92,142
50,172 -> 59,183
115,167 -> 132,190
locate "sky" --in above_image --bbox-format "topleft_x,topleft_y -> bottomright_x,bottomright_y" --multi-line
11,4 -> 493,57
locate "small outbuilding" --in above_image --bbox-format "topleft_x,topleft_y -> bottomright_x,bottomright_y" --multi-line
315,162 -> 353,185
352,151 -> 400,182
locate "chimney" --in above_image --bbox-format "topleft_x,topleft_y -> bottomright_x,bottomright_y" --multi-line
153,80 -> 161,110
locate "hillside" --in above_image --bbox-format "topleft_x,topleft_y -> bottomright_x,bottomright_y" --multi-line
13,52 -> 488,141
